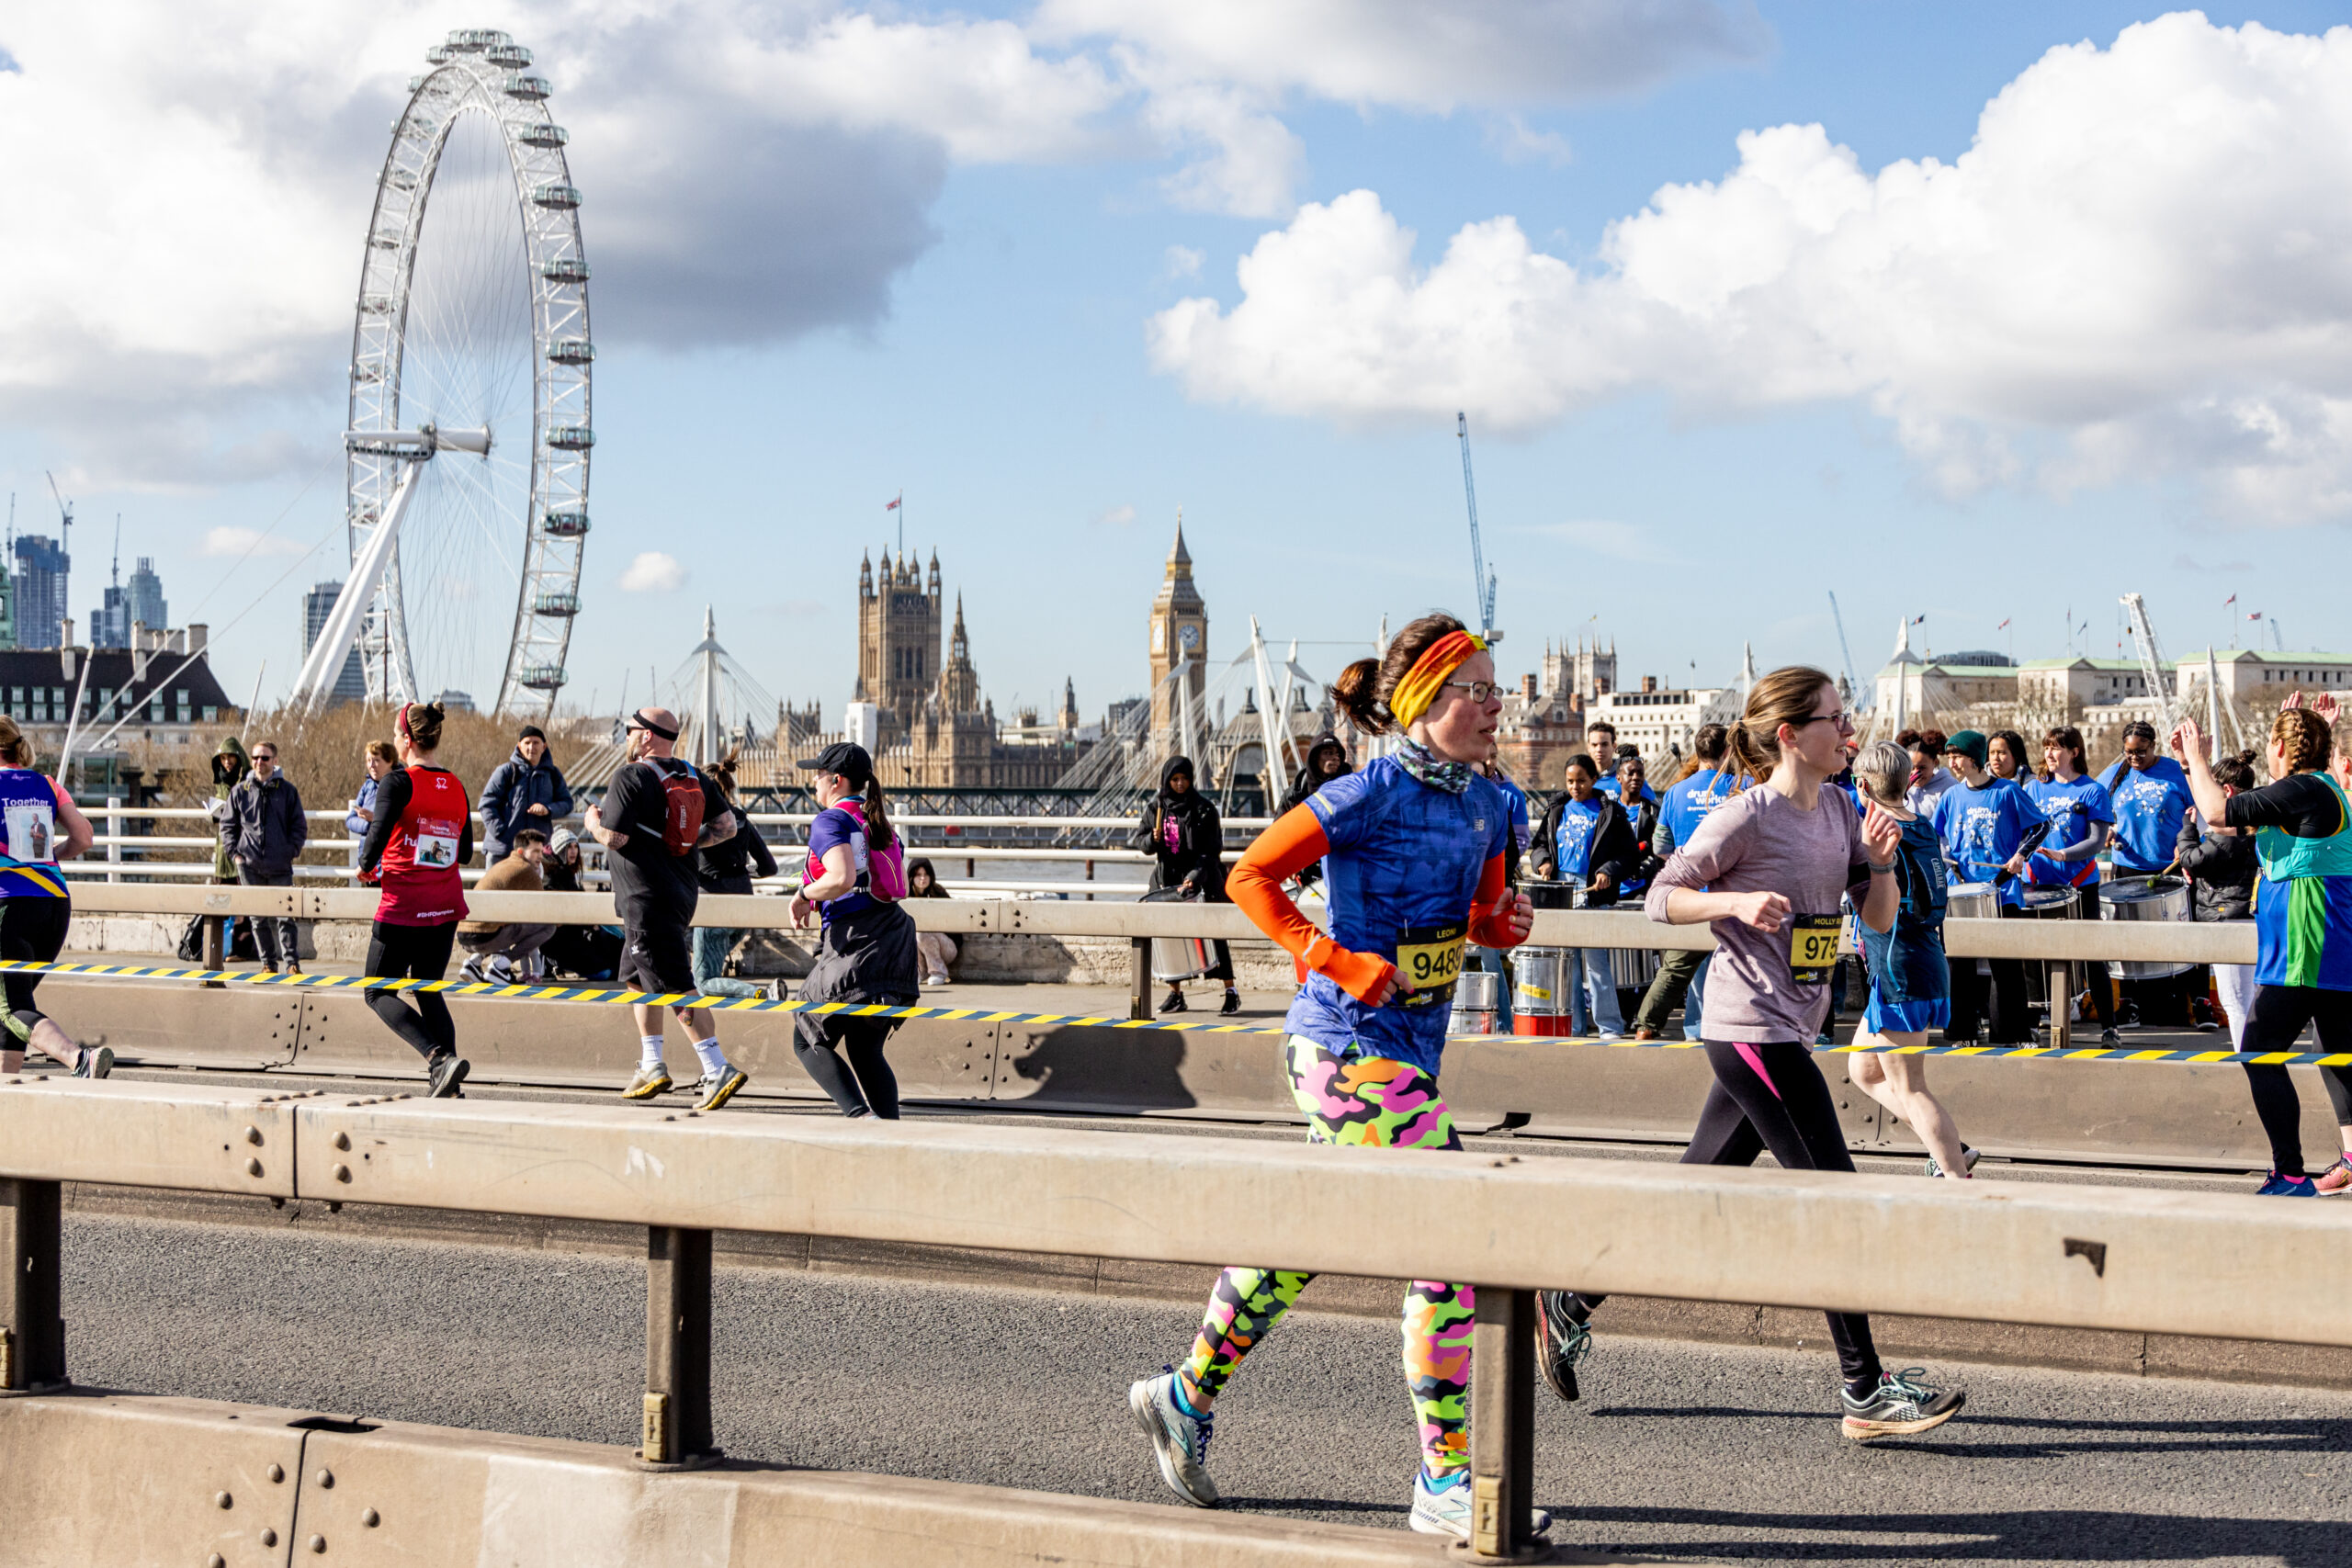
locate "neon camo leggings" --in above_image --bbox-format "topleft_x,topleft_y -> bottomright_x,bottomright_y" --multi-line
1178,1035 -> 1474,1475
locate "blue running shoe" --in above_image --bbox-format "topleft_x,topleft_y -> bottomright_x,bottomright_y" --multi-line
1408,1466 -> 1552,1540
2256,1171 -> 2318,1197
1128,1368 -> 1217,1507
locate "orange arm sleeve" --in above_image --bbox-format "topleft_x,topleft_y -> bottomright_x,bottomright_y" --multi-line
1227,804 -> 1396,1004
1466,853 -> 1523,950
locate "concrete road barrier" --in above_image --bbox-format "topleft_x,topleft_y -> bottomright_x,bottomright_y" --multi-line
39,977 -> 2343,1171
6,1391 -> 1645,1568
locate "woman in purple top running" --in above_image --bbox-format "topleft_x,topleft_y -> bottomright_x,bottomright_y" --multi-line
1535,667 -> 1969,1441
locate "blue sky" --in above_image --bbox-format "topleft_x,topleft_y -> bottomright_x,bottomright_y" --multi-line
4,2 -> 2348,728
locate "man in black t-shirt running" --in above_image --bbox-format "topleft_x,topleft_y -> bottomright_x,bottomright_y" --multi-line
583,706 -> 749,1110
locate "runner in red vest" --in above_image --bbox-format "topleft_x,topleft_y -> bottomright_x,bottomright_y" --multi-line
356,702 -> 473,1097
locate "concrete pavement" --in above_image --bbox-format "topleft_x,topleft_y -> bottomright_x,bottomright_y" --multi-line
59,1209 -> 2351,1566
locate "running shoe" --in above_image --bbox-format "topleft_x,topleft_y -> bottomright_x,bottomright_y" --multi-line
2098,1027 -> 2121,1044
426,1053 -> 470,1099
763,978 -> 789,1002
1127,1369 -> 1217,1508
1158,990 -> 1188,1014
1220,989 -> 1241,1016
460,955 -> 491,984
1408,1467 -> 1552,1540
1923,1145 -> 1981,1179
693,1067 -> 750,1111
73,1044 -> 113,1079
2314,1156 -> 2352,1195
622,1063 -> 673,1100
2256,1171 -> 2319,1197
1840,1367 -> 1965,1440
1815,1031 -> 1836,1046
1534,1290 -> 1590,1403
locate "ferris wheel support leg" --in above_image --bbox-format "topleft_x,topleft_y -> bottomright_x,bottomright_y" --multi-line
295,460 -> 423,713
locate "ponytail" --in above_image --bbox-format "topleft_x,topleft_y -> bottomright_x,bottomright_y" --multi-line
1330,612 -> 1469,736
862,777 -> 895,851
1724,665 -> 1838,788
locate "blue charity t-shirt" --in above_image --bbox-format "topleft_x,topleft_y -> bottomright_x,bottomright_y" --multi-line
804,803 -> 876,925
2099,757 -> 2196,874
1283,757 -> 1510,1078
1596,775 -> 1656,805
1496,775 -> 1531,857
1931,776 -> 2043,908
2026,774 -> 2115,887
1661,767 -> 1741,850
1551,796 -> 1605,881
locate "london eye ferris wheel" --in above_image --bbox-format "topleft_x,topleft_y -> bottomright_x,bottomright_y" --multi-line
337,28 -> 591,716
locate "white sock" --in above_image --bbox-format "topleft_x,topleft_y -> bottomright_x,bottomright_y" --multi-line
639,1035 -> 665,1070
690,1036 -> 729,1077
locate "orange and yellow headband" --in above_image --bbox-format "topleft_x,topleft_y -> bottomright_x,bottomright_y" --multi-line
1386,630 -> 1487,729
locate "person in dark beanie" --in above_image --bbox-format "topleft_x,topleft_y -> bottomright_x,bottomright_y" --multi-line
480,724 -> 573,863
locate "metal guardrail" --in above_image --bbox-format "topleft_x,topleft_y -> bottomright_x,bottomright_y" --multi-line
1,1080 -> 2346,1558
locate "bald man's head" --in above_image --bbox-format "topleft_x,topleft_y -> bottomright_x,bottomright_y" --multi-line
630,705 -> 682,759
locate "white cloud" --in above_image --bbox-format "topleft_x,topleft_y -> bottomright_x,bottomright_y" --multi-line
1163,244 -> 1204,279
1485,114 -> 1572,168
1035,0 -> 1769,111
1091,503 -> 1136,526
200,526 -> 312,558
0,2 -> 1757,484
1148,16 -> 2352,525
619,551 -> 686,592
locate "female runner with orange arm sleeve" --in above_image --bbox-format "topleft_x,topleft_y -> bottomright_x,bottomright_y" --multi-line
1125,613 -> 1538,1542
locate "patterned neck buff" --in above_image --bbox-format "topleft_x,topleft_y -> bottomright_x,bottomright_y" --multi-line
1396,737 -> 1474,795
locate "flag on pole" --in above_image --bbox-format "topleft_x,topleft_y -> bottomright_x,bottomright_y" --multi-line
2248,610 -> 2264,620
1996,618 -> 2010,630
1909,614 -> 1926,625
2223,592 -> 2237,606
884,494 -> 901,511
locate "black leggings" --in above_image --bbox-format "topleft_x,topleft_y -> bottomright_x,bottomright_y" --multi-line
795,1017 -> 902,1119
2238,984 -> 2352,1177
1576,1039 -> 1881,1387
0,897 -> 70,1043
364,920 -> 458,1062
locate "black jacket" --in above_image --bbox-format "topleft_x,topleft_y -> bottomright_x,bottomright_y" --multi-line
1279,734 -> 1351,817
1530,792 -> 1638,906
1133,755 -> 1227,901
1624,794 -> 1664,886
2177,815 -> 2256,922
696,804 -> 778,894
225,773 -> 309,877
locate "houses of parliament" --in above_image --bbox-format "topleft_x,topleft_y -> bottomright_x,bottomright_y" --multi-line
786,547 -> 1085,789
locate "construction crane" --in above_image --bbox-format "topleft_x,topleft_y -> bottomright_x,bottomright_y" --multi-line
43,471 -> 73,639
1455,412 -> 1498,640
2119,592 -> 2177,724
1827,591 -> 1868,712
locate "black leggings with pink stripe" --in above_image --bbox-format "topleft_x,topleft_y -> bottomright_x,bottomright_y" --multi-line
1582,1039 -> 1883,1387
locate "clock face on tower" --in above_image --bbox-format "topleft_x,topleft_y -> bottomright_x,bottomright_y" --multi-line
1179,623 -> 1200,650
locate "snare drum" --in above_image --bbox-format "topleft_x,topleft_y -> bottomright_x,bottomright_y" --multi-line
2099,874 -> 2193,980
1511,947 -> 1575,1037
1945,882 -> 2000,922
1454,968 -> 1500,1034
2018,885 -> 2078,919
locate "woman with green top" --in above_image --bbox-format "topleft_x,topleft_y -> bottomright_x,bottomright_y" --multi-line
2176,706 -> 2352,1196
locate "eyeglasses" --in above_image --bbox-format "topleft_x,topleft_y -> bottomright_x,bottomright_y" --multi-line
1442,680 -> 1503,703
1799,711 -> 1855,732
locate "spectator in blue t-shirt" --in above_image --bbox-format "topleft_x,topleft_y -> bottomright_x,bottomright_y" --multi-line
1532,755 -> 1636,1037
1930,730 -> 2041,1044
2028,724 -> 2120,1043
1467,760 -> 1532,1029
2098,721 -> 2197,875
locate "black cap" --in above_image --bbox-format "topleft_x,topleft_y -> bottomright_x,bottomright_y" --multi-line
517,724 -> 546,742
798,741 -> 874,785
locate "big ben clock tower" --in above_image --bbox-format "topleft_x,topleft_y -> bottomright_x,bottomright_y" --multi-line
1148,514 -> 1208,754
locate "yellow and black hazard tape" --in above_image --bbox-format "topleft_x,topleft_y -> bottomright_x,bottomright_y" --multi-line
5,958 -> 2347,1068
